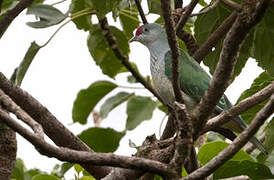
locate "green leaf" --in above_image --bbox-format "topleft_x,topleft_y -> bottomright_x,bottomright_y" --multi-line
87,24 -> 129,78
11,158 -> 26,180
147,0 -> 161,15
70,0 -> 93,31
72,81 -> 117,124
79,176 -> 96,180
213,160 -> 274,180
127,75 -> 138,83
264,117 -> 274,153
100,92 -> 134,119
78,127 -> 125,152
31,174 -> 60,180
26,4 -> 67,28
59,163 -> 73,177
126,96 -> 156,130
15,41 -> 41,86
74,164 -> 84,174
91,0 -> 122,18
24,169 -> 42,180
119,8 -> 140,39
198,141 -> 254,165
237,72 -> 274,124
194,2 -> 250,79
252,5 -> 274,76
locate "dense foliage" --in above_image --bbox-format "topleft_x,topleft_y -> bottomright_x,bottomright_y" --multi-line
1,0 -> 273,179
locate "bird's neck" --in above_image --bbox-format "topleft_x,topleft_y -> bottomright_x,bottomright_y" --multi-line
146,39 -> 170,61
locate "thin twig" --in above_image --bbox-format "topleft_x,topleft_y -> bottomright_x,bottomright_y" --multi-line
160,0 -> 184,103
190,0 -> 220,17
0,0 -> 34,39
245,134 -> 265,154
0,89 -> 44,138
50,0 -> 67,6
182,94 -> 274,180
202,81 -> 274,134
222,0 -> 241,10
192,0 -> 271,136
0,110 -> 177,177
219,175 -> 250,180
98,17 -> 164,104
134,0 -> 148,24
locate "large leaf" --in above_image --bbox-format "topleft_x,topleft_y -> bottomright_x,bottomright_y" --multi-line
237,72 -> 274,124
264,118 -> 274,154
15,41 -> 41,86
70,0 -> 93,31
213,160 -> 274,180
126,96 -> 156,130
91,0 -> 122,18
26,4 -> 66,28
147,0 -> 175,15
100,92 -> 134,119
198,141 -> 254,165
11,159 -> 25,180
72,81 -> 117,124
24,169 -> 42,180
31,174 -> 60,180
194,2 -> 251,79
87,24 -> 129,78
78,127 -> 125,152
119,8 -> 140,39
252,4 -> 274,76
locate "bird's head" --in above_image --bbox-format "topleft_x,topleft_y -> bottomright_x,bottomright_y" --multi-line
129,23 -> 165,46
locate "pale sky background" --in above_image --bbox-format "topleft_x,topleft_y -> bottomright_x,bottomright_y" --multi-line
0,0 -> 263,178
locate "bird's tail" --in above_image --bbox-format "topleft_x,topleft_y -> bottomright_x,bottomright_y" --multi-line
250,137 -> 268,155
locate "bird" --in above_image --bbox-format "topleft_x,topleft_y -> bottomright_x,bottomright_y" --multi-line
130,23 -> 267,154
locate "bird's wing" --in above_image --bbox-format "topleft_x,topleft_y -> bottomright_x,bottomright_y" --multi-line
164,49 -> 231,112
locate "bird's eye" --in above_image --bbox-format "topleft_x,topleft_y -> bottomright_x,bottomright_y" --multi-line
144,28 -> 149,32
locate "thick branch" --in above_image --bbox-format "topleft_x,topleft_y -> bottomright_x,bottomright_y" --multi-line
0,109 -> 177,178
0,0 -> 34,39
98,17 -> 163,104
160,0 -> 183,102
182,94 -> 274,180
134,0 -> 148,24
170,102 -> 193,176
0,73 -> 110,178
0,89 -> 44,138
222,0 -> 241,10
192,0 -> 270,135
203,81 -> 274,133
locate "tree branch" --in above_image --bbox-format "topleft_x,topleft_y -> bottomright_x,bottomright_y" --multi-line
175,0 -> 199,32
202,81 -> 274,133
0,89 -> 44,138
160,0 -> 184,102
219,175 -> 250,180
170,102 -> 193,176
0,73 -> 110,178
192,11 -> 237,63
98,17 -> 164,105
134,0 -> 148,24
192,0 -> 271,135
0,109 -> 177,178
0,0 -> 34,39
222,0 -> 242,10
182,94 -> 274,180
245,134 -> 265,154
175,0 -> 183,9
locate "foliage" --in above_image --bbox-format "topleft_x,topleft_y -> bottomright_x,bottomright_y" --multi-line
2,0 -> 274,179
